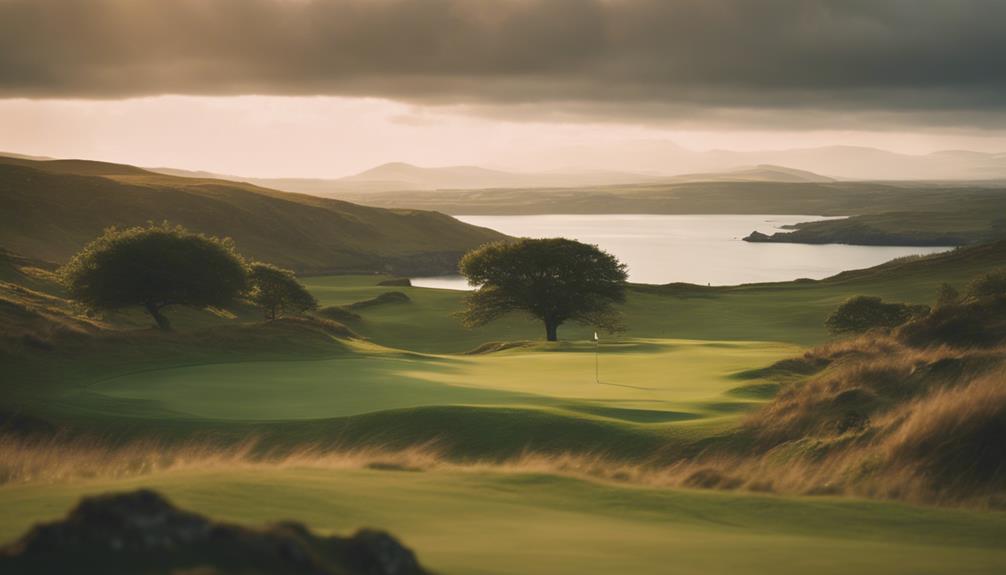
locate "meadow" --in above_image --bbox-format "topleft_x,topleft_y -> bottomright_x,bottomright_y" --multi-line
2,241 -> 1006,573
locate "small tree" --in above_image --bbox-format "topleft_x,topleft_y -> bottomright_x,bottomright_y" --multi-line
459,238 -> 627,341
248,262 -> 318,320
825,295 -> 928,335
61,224 -> 247,330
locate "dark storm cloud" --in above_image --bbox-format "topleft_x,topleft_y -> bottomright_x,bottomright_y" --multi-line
1,0 -> 1004,127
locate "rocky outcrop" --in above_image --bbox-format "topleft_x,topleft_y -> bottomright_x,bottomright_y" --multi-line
0,489 -> 432,575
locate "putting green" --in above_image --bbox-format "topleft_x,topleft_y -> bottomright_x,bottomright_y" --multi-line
88,339 -> 796,421
1,468 -> 1004,575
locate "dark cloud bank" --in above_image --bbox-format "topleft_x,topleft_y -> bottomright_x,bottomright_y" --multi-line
1,0 -> 1004,127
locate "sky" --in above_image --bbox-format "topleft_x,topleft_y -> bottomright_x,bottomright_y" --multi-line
1,0 -> 1005,178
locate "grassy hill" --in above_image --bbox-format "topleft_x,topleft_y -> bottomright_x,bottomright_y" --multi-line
0,156 -> 506,275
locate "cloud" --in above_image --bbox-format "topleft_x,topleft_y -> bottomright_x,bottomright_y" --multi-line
1,0 -> 1004,128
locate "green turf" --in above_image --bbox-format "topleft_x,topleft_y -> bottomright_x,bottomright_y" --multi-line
2,468 -> 1004,575
87,339 -> 793,421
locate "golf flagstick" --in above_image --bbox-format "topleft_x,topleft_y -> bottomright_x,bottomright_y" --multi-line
594,331 -> 599,384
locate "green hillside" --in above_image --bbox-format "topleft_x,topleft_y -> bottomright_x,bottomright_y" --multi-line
0,156 -> 506,275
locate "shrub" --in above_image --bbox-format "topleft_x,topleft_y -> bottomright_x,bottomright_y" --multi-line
825,296 -> 927,335
965,269 -> 1006,302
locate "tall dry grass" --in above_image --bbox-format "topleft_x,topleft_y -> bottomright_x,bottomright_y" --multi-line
0,436 -> 452,485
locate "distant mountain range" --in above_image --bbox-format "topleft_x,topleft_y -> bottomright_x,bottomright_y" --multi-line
8,143 -> 1006,197
663,164 -> 834,184
152,161 -> 836,196
152,163 -> 659,195
150,145 -> 1005,196
506,142 -> 1006,182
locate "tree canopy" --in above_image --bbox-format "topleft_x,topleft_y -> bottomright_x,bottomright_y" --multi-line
459,238 -> 627,341
248,262 -> 318,320
61,223 -> 248,330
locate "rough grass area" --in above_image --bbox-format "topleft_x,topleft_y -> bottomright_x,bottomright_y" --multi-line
689,336 -> 1006,506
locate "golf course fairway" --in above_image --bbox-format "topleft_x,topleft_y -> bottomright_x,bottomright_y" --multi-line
2,467 -> 1004,575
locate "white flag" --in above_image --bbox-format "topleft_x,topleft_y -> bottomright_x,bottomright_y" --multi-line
593,331 -> 599,341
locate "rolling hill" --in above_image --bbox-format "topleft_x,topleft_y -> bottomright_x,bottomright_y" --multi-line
511,142 -> 1006,181
155,162 -> 660,194
0,156 -> 506,275
664,164 -> 834,183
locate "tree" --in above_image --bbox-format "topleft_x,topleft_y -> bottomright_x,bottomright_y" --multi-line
248,262 -> 318,320
825,295 -> 928,335
61,223 -> 247,330
459,238 -> 627,341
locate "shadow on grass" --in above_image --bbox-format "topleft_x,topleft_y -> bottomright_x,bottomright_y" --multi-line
562,404 -> 701,423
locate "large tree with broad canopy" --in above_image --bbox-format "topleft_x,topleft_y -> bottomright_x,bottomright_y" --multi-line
459,238 -> 627,341
61,223 -> 248,330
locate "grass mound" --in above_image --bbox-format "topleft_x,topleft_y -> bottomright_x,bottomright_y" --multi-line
345,291 -> 411,309
726,335 -> 1006,504
882,371 -> 1006,487
0,280 -> 99,355
315,305 -> 363,323
898,298 -> 1006,348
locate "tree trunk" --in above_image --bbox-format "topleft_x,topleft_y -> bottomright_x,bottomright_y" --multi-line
144,302 -> 171,331
545,319 -> 558,342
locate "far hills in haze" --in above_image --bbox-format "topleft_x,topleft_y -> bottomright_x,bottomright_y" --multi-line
149,144 -> 1006,197
153,162 -> 835,197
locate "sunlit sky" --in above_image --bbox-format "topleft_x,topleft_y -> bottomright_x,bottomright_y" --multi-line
2,1 -> 1005,178
3,96 -> 1005,178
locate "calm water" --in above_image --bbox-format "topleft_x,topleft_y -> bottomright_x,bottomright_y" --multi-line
413,214 -> 951,290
